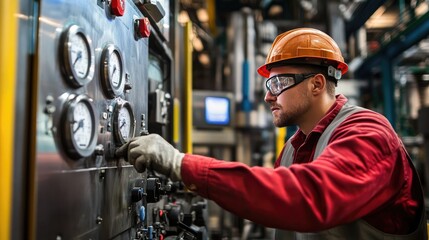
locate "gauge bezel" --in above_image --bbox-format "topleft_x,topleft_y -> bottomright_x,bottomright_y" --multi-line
60,25 -> 95,88
112,100 -> 136,146
61,94 -> 98,159
101,44 -> 125,98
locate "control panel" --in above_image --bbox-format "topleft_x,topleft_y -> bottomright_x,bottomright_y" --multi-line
33,0 -> 207,239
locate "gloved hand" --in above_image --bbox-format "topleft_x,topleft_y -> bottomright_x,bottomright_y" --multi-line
115,134 -> 184,181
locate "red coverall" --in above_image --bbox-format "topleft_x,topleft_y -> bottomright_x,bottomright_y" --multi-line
181,94 -> 422,234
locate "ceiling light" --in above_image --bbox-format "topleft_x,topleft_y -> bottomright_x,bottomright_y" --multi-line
199,53 -> 210,66
178,10 -> 190,24
197,8 -> 209,22
192,37 -> 204,52
268,4 -> 283,17
365,6 -> 398,29
415,1 -> 429,17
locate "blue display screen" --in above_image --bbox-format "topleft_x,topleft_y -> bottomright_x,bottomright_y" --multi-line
205,96 -> 230,125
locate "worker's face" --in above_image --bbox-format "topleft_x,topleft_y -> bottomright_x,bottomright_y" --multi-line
264,66 -> 314,127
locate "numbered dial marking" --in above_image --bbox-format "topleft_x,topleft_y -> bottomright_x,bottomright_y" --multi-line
60,25 -> 94,87
61,94 -> 98,159
118,106 -> 132,140
113,100 -> 135,145
72,101 -> 93,149
101,44 -> 125,98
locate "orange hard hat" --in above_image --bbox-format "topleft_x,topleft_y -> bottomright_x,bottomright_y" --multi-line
257,28 -> 348,78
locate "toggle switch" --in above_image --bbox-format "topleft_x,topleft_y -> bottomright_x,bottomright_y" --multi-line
139,206 -> 146,222
110,0 -> 125,16
135,17 -> 151,39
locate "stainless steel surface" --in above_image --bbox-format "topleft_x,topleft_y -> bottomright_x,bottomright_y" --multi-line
13,0 -> 35,239
35,0 -> 149,238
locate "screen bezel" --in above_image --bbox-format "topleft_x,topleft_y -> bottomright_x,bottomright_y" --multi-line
204,96 -> 231,126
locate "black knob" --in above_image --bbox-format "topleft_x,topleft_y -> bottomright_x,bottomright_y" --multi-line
146,178 -> 161,203
131,187 -> 145,202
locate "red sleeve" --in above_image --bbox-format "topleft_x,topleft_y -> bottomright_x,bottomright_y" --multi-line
181,111 -> 409,232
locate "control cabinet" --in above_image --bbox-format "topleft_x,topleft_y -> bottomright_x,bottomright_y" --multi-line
32,0 -> 207,239
34,0 -> 149,238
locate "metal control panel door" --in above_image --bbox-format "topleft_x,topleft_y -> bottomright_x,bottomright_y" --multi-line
34,0 -> 149,238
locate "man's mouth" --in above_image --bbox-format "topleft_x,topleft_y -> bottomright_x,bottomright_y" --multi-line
270,106 -> 280,112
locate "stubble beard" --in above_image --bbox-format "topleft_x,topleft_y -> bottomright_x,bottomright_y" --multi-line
272,93 -> 311,128
273,110 -> 293,127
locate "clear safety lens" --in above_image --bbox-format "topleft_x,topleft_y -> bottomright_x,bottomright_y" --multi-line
265,73 -> 316,96
266,76 -> 295,96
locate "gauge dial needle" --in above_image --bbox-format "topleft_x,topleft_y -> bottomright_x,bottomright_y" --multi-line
120,119 -> 126,129
73,119 -> 85,133
111,65 -> 117,77
73,51 -> 82,66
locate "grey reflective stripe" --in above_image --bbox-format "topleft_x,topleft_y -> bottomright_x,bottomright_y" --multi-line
280,138 -> 294,167
280,104 -> 363,168
314,104 -> 364,159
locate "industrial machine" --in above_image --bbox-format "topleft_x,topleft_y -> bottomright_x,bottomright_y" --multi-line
5,0 -> 208,239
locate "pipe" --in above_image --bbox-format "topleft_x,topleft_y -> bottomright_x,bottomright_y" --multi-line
184,21 -> 193,153
0,0 -> 19,239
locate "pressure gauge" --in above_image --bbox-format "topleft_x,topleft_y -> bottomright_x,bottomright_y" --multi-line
112,100 -> 136,145
101,44 -> 125,98
60,25 -> 95,88
61,94 -> 98,159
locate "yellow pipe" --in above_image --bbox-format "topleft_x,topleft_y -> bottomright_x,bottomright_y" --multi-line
207,0 -> 216,36
0,1 -> 19,239
173,98 -> 180,145
276,127 -> 286,157
183,21 -> 193,153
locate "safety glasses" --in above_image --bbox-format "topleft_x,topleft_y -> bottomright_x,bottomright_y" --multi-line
265,73 -> 316,96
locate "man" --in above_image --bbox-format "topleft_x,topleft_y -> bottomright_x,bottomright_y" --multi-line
116,28 -> 427,239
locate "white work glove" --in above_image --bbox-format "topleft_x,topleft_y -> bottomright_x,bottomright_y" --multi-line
115,134 -> 184,181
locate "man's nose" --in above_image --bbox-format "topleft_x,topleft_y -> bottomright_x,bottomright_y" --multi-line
264,91 -> 276,103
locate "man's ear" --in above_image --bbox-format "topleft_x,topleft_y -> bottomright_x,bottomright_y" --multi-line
310,74 -> 326,95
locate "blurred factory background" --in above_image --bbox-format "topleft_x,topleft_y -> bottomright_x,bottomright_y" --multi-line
2,0 -> 429,239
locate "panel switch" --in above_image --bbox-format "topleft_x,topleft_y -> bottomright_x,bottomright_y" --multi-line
110,0 -> 125,16
135,17 -> 151,39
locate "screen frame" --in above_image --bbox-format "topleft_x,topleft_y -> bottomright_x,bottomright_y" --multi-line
204,96 -> 231,126
192,90 -> 234,129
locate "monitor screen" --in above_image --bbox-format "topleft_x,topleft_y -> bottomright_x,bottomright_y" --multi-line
205,96 -> 230,125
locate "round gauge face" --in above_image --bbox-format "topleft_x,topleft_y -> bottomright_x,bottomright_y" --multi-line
109,50 -> 122,88
101,44 -> 124,98
113,101 -> 135,145
118,106 -> 131,141
61,94 -> 98,159
61,25 -> 94,87
69,33 -> 90,79
72,101 -> 93,149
